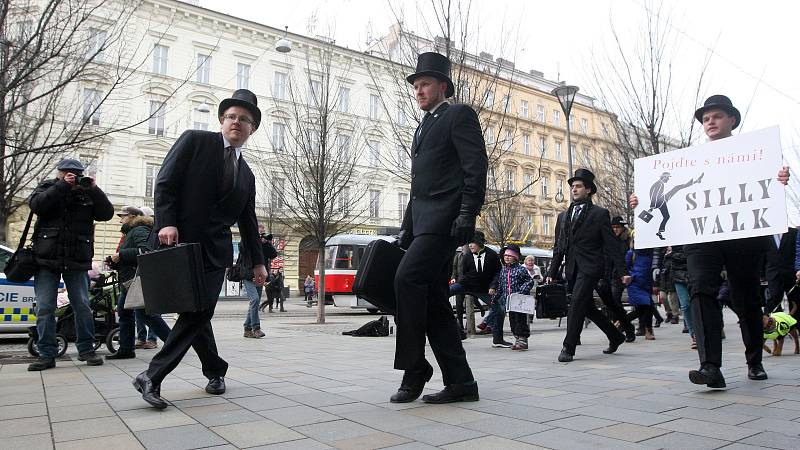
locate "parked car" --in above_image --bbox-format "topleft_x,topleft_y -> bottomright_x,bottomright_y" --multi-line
0,244 -> 37,332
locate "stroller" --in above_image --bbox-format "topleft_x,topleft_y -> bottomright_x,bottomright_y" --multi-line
27,270 -> 121,357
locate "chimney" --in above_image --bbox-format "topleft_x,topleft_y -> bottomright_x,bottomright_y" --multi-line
496,57 -> 515,69
479,51 -> 493,61
529,69 -> 544,78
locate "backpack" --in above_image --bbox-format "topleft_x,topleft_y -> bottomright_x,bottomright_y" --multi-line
342,316 -> 390,337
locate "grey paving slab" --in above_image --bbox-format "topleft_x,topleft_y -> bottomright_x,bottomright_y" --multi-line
441,434 -> 550,449
0,401 -> 47,420
590,422 -> 672,442
661,405 -> 758,426
543,415 -> 619,432
719,444 -> 775,450
49,402 -> 116,423
210,419 -> 305,448
285,391 -> 360,408
519,427 -> 651,449
51,416 -> 129,442
0,415 -> 52,438
228,393 -> 300,411
117,407 -> 198,431
247,438 -> 334,450
257,404 -> 341,427
0,432 -> 53,450
715,403 -> 800,420
460,416 -> 554,439
393,422 -> 486,446
638,431 -> 730,450
653,417 -> 760,441
55,433 -> 144,450
292,419 -> 379,444
134,424 -> 228,450
472,402 -> 574,423
338,407 -> 439,432
568,404 -> 675,426
329,431 -> 413,450
741,431 -> 800,449
182,402 -> 265,427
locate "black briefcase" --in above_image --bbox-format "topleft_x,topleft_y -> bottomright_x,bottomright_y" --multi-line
638,209 -> 654,223
137,243 -> 207,315
352,239 -> 404,315
535,283 -> 569,319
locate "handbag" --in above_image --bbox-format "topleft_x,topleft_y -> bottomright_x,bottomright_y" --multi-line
137,243 -> 207,314
507,292 -> 536,315
226,263 -> 243,282
4,210 -> 38,283
123,269 -> 145,310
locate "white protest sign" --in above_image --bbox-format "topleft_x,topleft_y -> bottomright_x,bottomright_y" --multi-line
507,293 -> 536,315
633,126 -> 787,249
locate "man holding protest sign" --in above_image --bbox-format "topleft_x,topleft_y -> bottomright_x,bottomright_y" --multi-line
631,95 -> 790,388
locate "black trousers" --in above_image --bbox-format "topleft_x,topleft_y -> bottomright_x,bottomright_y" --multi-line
563,271 -> 624,354
657,204 -> 670,232
454,294 -> 466,328
686,237 -> 767,369
765,274 -> 797,314
627,304 -> 653,328
597,279 -> 632,330
394,234 -> 473,385
509,311 -> 530,338
146,268 -> 228,385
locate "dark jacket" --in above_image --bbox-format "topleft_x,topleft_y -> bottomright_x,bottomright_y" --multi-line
155,130 -> 263,269
29,178 -> 114,271
268,272 -> 284,292
237,239 -> 278,280
670,245 -> 687,284
457,246 -> 501,293
490,262 -> 535,304
765,228 -> 798,284
117,215 -> 154,283
626,248 -> 654,306
548,201 -> 625,281
604,228 -> 630,281
400,102 -> 488,237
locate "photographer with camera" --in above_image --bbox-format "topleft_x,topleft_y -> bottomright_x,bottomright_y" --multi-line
27,158 -> 115,371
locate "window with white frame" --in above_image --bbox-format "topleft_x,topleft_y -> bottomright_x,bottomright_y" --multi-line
539,136 -> 546,157
273,71 -> 287,100
552,110 -> 561,127
601,122 -> 610,137
368,140 -> 380,167
308,79 -> 322,107
523,173 -> 532,195
520,100 -> 529,118
336,134 -> 351,160
504,129 -> 513,151
196,53 -> 211,84
87,28 -> 106,61
396,146 -> 409,170
525,214 -> 534,233
505,169 -> 515,191
536,104 -> 545,122
485,126 -> 495,146
144,163 -> 161,197
554,141 -> 562,161
369,189 -> 381,218
271,122 -> 286,152
502,94 -> 511,113
582,146 -> 591,165
460,84 -> 471,101
556,178 -> 565,197
485,90 -> 494,107
570,144 -> 576,160
398,192 -> 408,222
236,63 -> 250,90
337,86 -> 350,112
396,101 -> 406,125
522,134 -> 530,155
271,177 -> 285,209
148,100 -> 165,136
193,108 -> 209,130
541,176 -> 549,197
488,167 -> 497,190
581,117 -> 589,134
369,94 -> 380,120
82,88 -> 102,125
543,215 -> 551,235
152,44 -> 168,75
338,186 -> 350,211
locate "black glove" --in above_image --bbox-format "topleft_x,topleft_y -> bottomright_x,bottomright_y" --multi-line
450,214 -> 476,246
395,230 -> 413,250
597,278 -> 608,292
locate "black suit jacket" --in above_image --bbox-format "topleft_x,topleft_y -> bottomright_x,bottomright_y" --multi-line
457,246 -> 501,292
155,130 -> 264,269
548,202 -> 625,281
765,227 -> 798,282
401,103 -> 488,236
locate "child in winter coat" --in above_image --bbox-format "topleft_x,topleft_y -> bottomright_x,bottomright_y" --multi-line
625,232 -> 655,340
489,244 -> 536,350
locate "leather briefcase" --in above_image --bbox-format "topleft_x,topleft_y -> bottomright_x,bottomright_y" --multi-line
137,243 -> 207,315
352,239 -> 404,315
638,209 -> 654,223
535,283 -> 569,319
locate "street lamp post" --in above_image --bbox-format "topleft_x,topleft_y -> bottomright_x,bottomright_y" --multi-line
552,84 -> 579,177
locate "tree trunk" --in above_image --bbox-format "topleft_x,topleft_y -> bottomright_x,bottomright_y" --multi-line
316,243 -> 326,324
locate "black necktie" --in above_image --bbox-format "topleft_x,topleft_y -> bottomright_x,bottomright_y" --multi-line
417,112 -> 431,138
572,205 -> 582,221
477,254 -> 482,273
223,146 -> 236,193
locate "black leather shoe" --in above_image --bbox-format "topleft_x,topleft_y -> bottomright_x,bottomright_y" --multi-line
558,348 -> 573,362
390,362 -> 434,403
422,381 -> 479,404
459,329 -> 467,341
27,357 -> 55,371
603,333 -> 626,354
106,349 -> 136,360
747,364 -> 768,380
689,364 -> 726,388
132,372 -> 168,409
205,377 -> 226,395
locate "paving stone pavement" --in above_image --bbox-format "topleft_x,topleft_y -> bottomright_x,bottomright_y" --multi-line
2,300 -> 800,449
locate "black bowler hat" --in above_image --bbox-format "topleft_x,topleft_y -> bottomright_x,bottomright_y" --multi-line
694,94 -> 740,129
567,168 -> 597,194
611,216 -> 628,227
218,89 -> 261,129
406,52 -> 455,98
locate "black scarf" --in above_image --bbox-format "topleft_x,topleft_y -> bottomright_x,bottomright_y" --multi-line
559,197 -> 593,250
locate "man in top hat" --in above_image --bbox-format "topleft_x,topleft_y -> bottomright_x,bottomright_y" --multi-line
132,89 -> 267,408
631,94 -> 790,388
547,168 -> 631,362
392,51 -> 487,404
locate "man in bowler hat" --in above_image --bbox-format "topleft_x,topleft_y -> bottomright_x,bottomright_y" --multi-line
392,52 -> 487,404
631,94 -> 790,387
547,168 -> 630,362
132,89 -> 267,408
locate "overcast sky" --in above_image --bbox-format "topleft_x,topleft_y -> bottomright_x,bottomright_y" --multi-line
201,0 -> 799,220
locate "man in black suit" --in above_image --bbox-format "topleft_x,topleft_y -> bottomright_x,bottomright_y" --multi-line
547,169 -> 630,362
391,52 -> 487,404
449,231 -> 500,340
132,89 -> 267,409
763,227 -> 799,315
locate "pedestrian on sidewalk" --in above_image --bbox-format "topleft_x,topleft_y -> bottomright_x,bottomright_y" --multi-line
132,89 -> 267,409
625,231 -> 656,340
488,244 -> 536,350
27,158 -> 115,371
270,268 -> 286,312
304,275 -> 315,307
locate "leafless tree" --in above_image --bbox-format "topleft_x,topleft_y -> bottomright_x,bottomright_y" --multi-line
0,0 -> 191,241
255,37 -> 370,324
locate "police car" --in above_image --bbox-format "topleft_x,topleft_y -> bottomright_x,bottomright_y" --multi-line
0,244 -> 37,332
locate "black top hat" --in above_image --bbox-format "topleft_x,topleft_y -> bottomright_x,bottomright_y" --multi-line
218,89 -> 261,129
406,52 -> 455,98
470,230 -> 486,246
567,168 -> 597,194
694,94 -> 740,129
611,216 -> 628,227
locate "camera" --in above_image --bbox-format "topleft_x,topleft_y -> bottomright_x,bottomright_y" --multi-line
260,233 -> 273,241
77,176 -> 93,188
